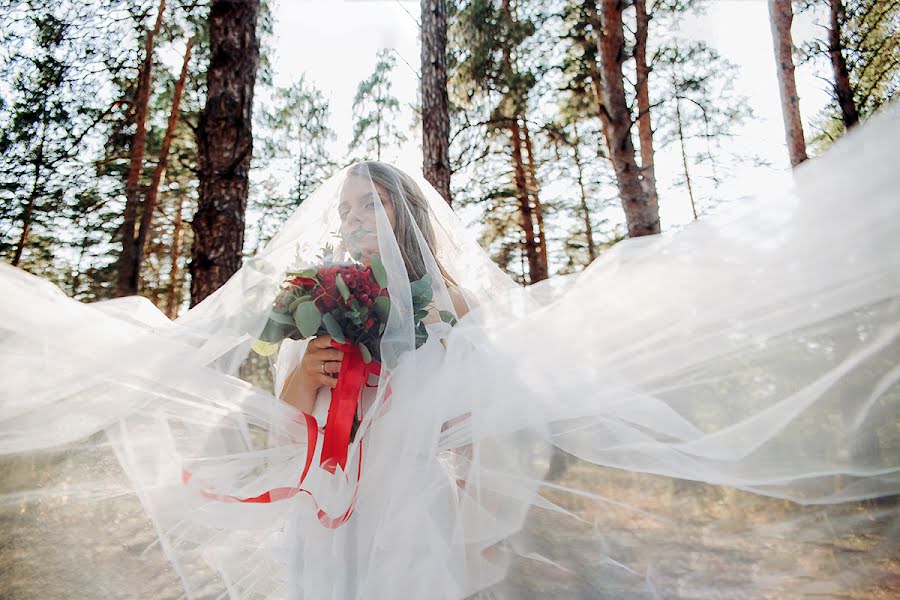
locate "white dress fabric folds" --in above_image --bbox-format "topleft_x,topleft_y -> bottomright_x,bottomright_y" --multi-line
0,104 -> 898,599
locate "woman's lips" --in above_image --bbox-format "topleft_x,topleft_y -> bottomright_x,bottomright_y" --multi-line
344,230 -> 378,251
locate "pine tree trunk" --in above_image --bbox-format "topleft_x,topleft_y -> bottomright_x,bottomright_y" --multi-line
575,27 -> 612,150
165,195 -> 185,319
572,129 -> 596,262
674,91 -> 698,220
633,0 -> 660,217
828,0 -> 859,129
13,121 -> 46,267
420,0 -> 452,205
190,0 -> 260,307
116,0 -> 166,297
509,118 -> 542,285
590,1 -> 659,238
135,38 -> 193,293
768,0 -> 808,167
521,120 -> 548,282
499,0 -> 546,283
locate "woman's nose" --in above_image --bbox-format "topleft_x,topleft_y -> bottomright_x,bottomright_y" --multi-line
347,210 -> 362,227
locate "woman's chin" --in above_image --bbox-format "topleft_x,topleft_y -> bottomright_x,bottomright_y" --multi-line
346,241 -> 379,261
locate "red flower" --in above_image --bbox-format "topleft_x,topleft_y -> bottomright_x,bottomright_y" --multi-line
290,276 -> 316,287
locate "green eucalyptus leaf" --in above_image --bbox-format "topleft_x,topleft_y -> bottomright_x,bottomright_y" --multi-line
259,319 -> 287,343
322,312 -> 346,343
416,286 -> 433,307
269,310 -> 296,326
414,321 -> 428,348
370,254 -> 388,288
414,309 -> 429,322
358,342 -> 372,364
294,301 -> 322,338
409,278 -> 430,296
412,292 -> 433,312
335,273 -> 350,300
374,296 -> 391,320
288,295 -> 309,313
439,310 -> 458,326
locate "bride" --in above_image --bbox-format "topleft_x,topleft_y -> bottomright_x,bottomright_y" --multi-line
0,105 -> 898,599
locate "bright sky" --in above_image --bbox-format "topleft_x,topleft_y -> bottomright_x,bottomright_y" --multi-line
267,0 -> 833,230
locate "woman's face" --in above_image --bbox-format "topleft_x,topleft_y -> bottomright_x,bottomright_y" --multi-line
338,176 -> 397,260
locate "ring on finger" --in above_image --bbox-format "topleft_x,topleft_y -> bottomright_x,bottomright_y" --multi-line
321,362 -> 328,375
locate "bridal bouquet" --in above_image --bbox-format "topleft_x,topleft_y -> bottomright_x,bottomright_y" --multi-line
251,253 -> 454,473
251,254 -> 447,361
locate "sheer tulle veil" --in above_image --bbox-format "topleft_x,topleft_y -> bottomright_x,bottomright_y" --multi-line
0,103 -> 898,598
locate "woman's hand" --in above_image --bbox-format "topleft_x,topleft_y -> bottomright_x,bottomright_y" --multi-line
278,335 -> 343,413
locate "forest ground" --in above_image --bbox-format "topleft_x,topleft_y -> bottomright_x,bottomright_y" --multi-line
1,444 -> 897,599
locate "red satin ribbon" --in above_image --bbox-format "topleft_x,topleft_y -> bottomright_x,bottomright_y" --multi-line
180,341 -> 383,528
180,410 -> 362,528
320,340 -> 381,474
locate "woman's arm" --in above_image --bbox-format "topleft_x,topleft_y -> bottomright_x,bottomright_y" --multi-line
448,285 -> 470,319
278,335 -> 342,413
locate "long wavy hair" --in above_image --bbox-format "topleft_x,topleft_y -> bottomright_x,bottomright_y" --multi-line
345,161 -> 456,286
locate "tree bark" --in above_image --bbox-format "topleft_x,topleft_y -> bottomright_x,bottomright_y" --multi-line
590,1 -> 659,238
509,117 -> 544,284
135,38 -> 193,292
165,195 -> 185,319
768,0 -> 808,167
190,0 -> 260,307
116,0 -> 166,297
420,0 -> 452,205
498,0 -> 547,283
13,121 -> 46,267
674,90 -> 698,220
520,119 -> 549,282
633,0 -> 660,218
572,126 -> 596,262
574,22 -> 612,150
828,0 -> 859,129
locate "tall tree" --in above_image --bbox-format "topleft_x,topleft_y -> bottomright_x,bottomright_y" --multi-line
132,37 -> 194,294
768,0 -> 808,167
588,0 -> 660,238
447,0 -> 549,284
190,0 -> 260,306
0,2 -> 107,279
797,0 -> 898,151
421,0 -> 452,204
654,42 -> 753,218
253,76 -> 335,248
115,0 -> 166,297
633,0 -> 659,214
498,0 -> 548,282
164,194 -> 187,318
350,49 -> 407,161
827,0 -> 860,128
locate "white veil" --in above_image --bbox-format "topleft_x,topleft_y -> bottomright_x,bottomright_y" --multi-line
0,104 -> 898,599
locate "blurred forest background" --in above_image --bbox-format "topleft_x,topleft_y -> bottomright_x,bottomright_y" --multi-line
0,0 -> 896,313
0,3 -> 898,598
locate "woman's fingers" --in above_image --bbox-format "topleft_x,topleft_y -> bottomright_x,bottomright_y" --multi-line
300,336 -> 344,388
308,347 -> 344,362
310,335 -> 334,348
318,373 -> 338,388
321,360 -> 342,375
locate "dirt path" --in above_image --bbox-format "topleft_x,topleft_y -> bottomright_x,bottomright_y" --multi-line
2,448 -> 897,598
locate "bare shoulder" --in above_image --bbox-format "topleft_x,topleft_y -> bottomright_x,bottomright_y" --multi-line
446,284 -> 470,318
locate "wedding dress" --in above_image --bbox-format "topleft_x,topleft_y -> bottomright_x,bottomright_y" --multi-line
0,103 -> 898,599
